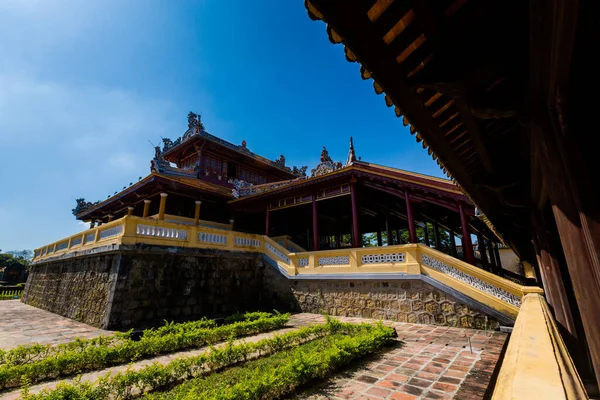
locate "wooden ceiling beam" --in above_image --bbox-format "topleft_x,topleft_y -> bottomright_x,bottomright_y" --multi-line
312,1 -> 475,195
409,0 -> 493,175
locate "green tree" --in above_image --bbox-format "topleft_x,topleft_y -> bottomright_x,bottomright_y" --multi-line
362,224 -> 453,251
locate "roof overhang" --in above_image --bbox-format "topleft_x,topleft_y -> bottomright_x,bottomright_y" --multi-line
304,0 -> 531,257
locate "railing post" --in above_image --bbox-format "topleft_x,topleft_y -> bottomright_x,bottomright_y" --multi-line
158,193 -> 168,221
143,199 -> 151,218
405,244 -> 421,275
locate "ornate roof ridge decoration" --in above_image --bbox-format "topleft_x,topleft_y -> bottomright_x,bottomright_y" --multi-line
304,0 -> 506,245
72,198 -> 100,216
346,136 -> 357,166
157,112 -> 305,178
311,146 -> 343,177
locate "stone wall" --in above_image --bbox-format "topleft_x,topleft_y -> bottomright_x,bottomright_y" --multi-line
262,273 -> 502,330
23,247 -> 267,330
23,247 -> 508,331
107,249 -> 265,329
21,254 -> 117,327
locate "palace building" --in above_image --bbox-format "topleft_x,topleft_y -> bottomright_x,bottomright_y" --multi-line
68,112 -> 510,278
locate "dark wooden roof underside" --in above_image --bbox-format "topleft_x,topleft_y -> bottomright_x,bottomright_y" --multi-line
306,0 -> 532,258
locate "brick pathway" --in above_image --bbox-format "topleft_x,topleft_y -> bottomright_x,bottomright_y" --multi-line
0,303 -> 506,399
294,316 -> 507,400
0,300 -> 110,349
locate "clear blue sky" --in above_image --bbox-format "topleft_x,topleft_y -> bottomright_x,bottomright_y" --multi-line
0,0 -> 445,251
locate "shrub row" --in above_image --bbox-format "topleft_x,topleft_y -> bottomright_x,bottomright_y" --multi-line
149,320 -> 397,399
0,312 -> 289,390
19,319 -> 395,400
0,312 -> 278,367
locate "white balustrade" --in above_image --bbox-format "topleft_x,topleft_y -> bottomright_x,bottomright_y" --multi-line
136,224 -> 188,240
317,255 -> 350,266
297,257 -> 309,267
99,225 -> 124,240
235,237 -> 261,247
421,254 -> 521,307
265,242 -> 290,264
198,232 -> 227,245
361,252 -> 405,264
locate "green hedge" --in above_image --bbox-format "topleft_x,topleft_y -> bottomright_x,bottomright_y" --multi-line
19,319 -> 395,400
148,320 -> 396,399
0,312 -> 289,390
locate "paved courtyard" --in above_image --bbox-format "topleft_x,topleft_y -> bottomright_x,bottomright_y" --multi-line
0,301 -> 507,399
295,315 -> 507,400
0,300 -> 110,349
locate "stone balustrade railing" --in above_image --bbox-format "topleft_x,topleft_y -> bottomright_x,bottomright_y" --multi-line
34,216 -> 532,319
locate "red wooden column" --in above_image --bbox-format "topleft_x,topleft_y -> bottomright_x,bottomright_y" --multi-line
350,177 -> 361,248
449,231 -> 457,257
265,208 -> 270,236
477,233 -> 491,271
312,195 -> 319,251
459,203 -> 475,264
404,190 -> 417,243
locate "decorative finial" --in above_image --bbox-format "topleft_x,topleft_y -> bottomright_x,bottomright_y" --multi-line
346,136 -> 356,166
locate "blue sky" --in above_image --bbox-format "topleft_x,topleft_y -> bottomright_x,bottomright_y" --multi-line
0,0 -> 445,251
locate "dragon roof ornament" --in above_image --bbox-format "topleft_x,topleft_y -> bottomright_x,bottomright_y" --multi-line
311,146 -> 343,177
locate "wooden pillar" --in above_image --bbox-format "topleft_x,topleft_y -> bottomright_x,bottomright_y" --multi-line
405,190 -> 417,243
229,218 -> 235,230
377,231 -> 383,247
423,223 -> 431,246
486,240 -> 495,267
493,244 -> 502,268
335,234 -> 341,249
534,118 -> 600,383
107,215 -> 114,222
532,213 -> 578,337
312,195 -> 319,251
96,219 -> 102,227
158,193 -> 168,221
433,223 -> 441,250
143,199 -> 151,218
385,210 -> 392,246
350,178 -> 361,248
449,231 -> 457,257
477,233 -> 491,271
396,229 -> 402,244
89,221 -> 95,229
265,208 -> 270,236
459,203 -> 475,264
194,201 -> 202,225
127,206 -> 134,216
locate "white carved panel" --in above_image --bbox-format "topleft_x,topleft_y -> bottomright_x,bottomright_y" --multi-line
198,232 -> 227,245
318,256 -> 350,266
265,242 -> 290,263
99,225 -> 123,240
235,237 -> 261,247
361,252 -> 404,264
137,224 -> 188,240
421,254 -> 521,307
297,257 -> 309,267
55,241 -> 69,251
85,232 -> 96,244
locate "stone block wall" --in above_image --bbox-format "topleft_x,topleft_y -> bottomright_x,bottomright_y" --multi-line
23,247 -> 506,331
21,254 -> 117,327
264,276 -> 501,330
107,249 -> 265,329
23,247 -> 267,330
